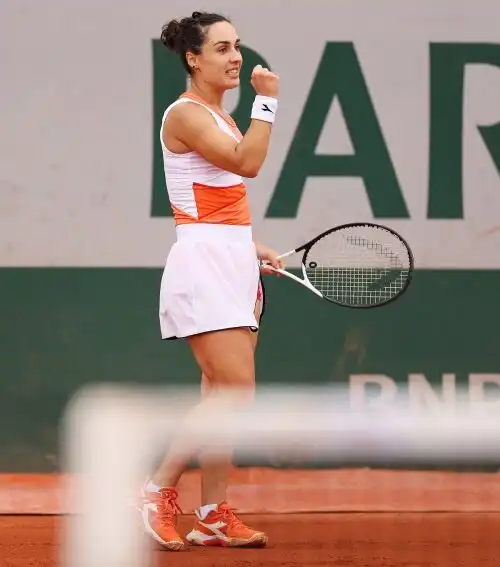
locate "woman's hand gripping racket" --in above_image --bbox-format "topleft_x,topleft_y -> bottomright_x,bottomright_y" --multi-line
262,222 -> 414,309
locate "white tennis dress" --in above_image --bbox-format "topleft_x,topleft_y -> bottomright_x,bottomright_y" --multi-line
159,92 -> 263,340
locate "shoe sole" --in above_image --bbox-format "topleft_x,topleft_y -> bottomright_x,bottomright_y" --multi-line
186,530 -> 268,548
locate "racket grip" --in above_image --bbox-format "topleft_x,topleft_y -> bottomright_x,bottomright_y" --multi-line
261,264 -> 285,274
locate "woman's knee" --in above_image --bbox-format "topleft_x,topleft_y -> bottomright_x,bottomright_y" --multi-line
204,364 -> 255,401
189,328 -> 256,397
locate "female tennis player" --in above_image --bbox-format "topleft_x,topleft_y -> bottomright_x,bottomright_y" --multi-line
140,11 -> 282,551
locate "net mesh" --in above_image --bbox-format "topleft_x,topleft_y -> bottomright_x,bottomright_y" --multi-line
304,225 -> 412,307
61,385 -> 500,567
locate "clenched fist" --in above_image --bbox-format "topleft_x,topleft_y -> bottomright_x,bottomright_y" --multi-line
251,64 -> 279,98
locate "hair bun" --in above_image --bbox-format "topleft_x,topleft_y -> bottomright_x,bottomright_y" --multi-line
161,20 -> 181,52
191,11 -> 201,19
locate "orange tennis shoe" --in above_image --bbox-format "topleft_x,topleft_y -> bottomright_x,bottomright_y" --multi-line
140,487 -> 184,551
185,502 -> 268,547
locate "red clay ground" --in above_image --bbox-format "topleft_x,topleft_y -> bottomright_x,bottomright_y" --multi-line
1,513 -> 500,567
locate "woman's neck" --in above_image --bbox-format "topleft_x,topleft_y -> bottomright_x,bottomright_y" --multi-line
188,79 -> 224,110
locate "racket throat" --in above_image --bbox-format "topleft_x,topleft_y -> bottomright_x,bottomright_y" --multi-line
276,249 -> 297,260
300,265 -> 323,298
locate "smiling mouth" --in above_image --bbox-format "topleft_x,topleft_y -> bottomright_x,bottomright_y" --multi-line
226,69 -> 240,77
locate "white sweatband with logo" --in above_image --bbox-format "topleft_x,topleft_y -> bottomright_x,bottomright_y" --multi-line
251,95 -> 278,124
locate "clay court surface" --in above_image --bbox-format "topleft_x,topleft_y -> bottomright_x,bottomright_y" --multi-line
2,512 -> 500,567
2,470 -> 500,566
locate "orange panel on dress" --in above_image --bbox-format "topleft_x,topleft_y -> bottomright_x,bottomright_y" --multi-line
172,183 -> 252,226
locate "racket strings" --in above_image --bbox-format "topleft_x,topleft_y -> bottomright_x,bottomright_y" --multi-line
345,236 -> 403,268
304,227 -> 411,307
307,268 -> 408,305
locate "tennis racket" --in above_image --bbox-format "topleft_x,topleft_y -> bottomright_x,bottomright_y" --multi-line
263,222 -> 413,309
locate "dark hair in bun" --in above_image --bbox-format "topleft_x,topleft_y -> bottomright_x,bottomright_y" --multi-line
160,11 -> 231,75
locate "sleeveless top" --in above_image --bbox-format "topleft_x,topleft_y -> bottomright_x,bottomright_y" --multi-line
160,92 -> 252,227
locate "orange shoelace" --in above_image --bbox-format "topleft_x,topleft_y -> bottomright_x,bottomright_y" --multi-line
156,488 -> 183,525
218,503 -> 245,529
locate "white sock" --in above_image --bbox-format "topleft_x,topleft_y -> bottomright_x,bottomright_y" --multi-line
145,480 -> 161,492
198,503 -> 217,520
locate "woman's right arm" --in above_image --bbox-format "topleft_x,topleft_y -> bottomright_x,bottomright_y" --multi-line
163,65 -> 279,179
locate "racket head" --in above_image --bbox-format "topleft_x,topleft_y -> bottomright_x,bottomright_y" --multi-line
298,222 -> 414,309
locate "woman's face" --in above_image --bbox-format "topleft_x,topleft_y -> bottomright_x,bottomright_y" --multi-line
188,21 -> 243,90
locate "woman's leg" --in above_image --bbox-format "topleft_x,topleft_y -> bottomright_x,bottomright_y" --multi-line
198,328 -> 259,506
199,285 -> 263,506
150,327 -> 256,488
182,328 -> 266,547
142,327 -> 259,550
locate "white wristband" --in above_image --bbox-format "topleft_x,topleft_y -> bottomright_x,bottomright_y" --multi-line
251,95 -> 278,124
